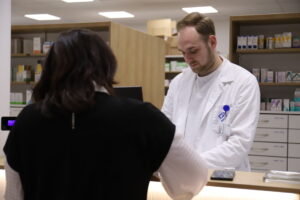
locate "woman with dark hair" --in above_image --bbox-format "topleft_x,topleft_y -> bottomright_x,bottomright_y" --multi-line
4,29 -> 207,200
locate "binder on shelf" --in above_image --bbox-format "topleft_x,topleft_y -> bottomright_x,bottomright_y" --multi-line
11,38 -> 23,54
23,39 -> 33,55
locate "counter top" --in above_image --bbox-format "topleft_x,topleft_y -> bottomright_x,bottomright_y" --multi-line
0,157 -> 299,194
207,169 -> 300,194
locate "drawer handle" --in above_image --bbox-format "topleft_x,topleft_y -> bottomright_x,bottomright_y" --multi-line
250,162 -> 268,167
260,120 -> 269,123
251,148 -> 269,152
256,134 -> 269,137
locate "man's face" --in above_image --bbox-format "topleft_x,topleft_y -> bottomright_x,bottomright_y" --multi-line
177,26 -> 215,76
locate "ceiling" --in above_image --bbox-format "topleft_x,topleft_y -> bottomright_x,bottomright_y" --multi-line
12,0 -> 300,31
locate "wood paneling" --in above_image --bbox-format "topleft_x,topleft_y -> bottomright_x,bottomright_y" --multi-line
110,22 -> 165,108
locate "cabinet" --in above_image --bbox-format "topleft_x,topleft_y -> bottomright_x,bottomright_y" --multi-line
249,111 -> 300,172
229,13 -> 300,100
11,22 -> 165,110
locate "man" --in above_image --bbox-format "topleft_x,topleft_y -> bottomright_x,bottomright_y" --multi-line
162,12 -> 260,171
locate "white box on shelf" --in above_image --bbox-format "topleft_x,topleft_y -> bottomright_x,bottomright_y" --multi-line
33,37 -> 42,54
283,99 -> 290,111
252,68 -> 260,82
170,61 -> 177,72
247,35 -> 253,49
26,90 -> 32,104
267,71 -> 274,82
260,68 -> 268,82
23,39 -> 33,54
242,36 -> 247,49
277,71 -> 286,82
252,35 -> 258,49
237,36 -> 242,49
270,99 -> 282,111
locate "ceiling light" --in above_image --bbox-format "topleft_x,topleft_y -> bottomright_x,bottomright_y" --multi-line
182,6 -> 218,14
25,14 -> 61,21
62,0 -> 94,2
98,11 -> 134,19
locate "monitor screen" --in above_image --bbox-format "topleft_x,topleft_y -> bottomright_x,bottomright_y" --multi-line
1,117 -> 17,131
113,86 -> 143,101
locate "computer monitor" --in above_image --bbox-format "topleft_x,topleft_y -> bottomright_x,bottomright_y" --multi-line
113,86 -> 143,101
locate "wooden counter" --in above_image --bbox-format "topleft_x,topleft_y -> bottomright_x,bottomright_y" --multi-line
207,169 -> 300,194
148,169 -> 300,200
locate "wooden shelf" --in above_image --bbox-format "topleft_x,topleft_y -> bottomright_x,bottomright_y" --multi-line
12,53 -> 46,57
10,104 -> 26,107
259,82 -> 300,86
165,55 -> 184,58
260,111 -> 300,115
236,48 -> 300,54
11,82 -> 36,85
165,71 -> 182,74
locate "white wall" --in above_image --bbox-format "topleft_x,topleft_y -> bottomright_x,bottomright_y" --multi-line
214,19 -> 230,58
0,0 -> 11,157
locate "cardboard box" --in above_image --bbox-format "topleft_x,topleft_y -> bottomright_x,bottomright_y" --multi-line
165,46 -> 181,55
147,18 -> 173,37
166,36 -> 178,47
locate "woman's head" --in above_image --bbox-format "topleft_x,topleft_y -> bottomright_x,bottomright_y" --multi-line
33,28 -> 117,116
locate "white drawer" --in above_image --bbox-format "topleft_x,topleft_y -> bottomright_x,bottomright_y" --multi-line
288,158 -> 300,172
288,144 -> 300,158
249,155 -> 287,171
288,129 -> 300,143
289,115 -> 300,129
257,114 -> 288,128
250,142 -> 287,157
255,128 -> 287,142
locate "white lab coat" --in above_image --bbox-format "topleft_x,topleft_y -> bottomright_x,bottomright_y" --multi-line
162,57 -> 260,171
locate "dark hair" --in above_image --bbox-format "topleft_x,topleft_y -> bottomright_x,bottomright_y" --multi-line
32,28 -> 117,117
177,12 -> 216,41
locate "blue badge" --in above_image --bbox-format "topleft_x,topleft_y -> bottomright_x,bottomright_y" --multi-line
218,105 -> 230,122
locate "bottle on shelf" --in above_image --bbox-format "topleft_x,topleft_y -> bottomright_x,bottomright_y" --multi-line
24,65 -> 32,83
35,60 -> 43,83
16,64 -> 25,82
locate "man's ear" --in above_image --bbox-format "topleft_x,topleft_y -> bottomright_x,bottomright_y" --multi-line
208,35 -> 217,49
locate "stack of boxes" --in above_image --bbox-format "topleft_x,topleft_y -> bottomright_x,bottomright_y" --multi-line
260,88 -> 300,112
292,88 -> 300,111
237,32 -> 298,50
252,68 -> 300,83
11,36 -> 53,55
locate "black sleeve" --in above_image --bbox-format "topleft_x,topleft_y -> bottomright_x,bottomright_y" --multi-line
3,106 -> 30,172
137,102 -> 175,172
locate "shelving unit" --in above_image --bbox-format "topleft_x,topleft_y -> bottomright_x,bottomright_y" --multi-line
230,13 -> 300,172
12,53 -> 46,57
259,82 -> 300,86
11,22 -> 165,109
229,13 -> 300,100
164,54 -> 185,95
236,48 -> 300,54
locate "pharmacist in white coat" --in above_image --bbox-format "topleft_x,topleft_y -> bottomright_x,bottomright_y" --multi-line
162,12 -> 260,171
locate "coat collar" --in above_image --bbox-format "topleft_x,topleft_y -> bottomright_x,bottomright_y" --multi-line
218,56 -> 235,86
